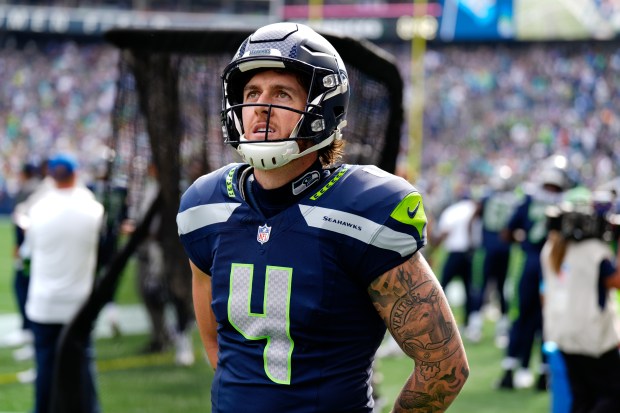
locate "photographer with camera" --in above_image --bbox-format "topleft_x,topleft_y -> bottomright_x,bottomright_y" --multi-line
541,187 -> 620,413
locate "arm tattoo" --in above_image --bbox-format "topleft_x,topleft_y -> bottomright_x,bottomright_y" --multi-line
396,366 -> 469,412
369,253 -> 469,411
390,276 -> 459,379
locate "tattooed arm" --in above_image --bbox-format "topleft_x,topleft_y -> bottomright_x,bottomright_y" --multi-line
368,252 -> 469,412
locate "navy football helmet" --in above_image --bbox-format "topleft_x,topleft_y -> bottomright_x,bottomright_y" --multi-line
221,22 -> 349,170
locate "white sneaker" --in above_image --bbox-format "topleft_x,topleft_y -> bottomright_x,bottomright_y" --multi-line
464,327 -> 482,343
13,344 -> 34,361
2,329 -> 33,347
495,335 -> 509,349
514,368 -> 534,389
17,368 -> 36,384
464,312 -> 483,343
175,332 -> 195,367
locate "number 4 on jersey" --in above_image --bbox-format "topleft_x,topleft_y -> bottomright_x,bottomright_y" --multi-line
228,263 -> 294,384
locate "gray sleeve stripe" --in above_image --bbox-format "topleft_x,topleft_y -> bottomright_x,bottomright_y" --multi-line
298,204 -> 417,257
177,203 -> 241,235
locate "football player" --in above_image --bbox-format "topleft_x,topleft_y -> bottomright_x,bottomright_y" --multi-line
177,22 -> 469,412
466,165 -> 521,346
497,164 -> 568,390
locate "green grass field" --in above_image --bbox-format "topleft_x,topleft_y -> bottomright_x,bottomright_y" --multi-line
0,216 -> 551,412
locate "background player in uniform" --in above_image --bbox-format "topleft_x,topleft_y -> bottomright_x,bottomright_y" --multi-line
465,166 -> 520,346
177,22 -> 469,413
497,165 -> 568,390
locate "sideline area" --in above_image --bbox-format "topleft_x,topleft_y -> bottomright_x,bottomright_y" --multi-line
0,304 -> 199,389
0,304 -> 150,348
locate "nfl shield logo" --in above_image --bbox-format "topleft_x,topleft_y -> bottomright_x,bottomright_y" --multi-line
257,224 -> 271,244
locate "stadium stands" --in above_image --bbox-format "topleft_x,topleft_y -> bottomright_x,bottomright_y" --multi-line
1,35 -> 619,217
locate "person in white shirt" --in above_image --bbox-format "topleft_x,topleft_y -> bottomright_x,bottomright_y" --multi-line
24,153 -> 104,413
432,193 -> 477,332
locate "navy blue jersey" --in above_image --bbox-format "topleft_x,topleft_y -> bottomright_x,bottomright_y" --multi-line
507,193 -> 552,254
177,163 -> 427,413
480,190 -> 520,252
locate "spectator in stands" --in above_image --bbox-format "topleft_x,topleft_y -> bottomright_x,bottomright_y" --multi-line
23,153 -> 104,413
0,39 -> 118,205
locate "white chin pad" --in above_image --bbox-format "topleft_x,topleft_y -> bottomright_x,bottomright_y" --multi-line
237,137 -> 300,170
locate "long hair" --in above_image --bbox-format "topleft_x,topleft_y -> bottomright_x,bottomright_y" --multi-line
547,230 -> 569,274
318,138 -> 346,167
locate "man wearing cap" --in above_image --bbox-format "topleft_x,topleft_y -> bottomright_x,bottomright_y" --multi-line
23,153 -> 104,413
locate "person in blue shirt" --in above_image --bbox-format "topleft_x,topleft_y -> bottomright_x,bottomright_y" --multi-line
177,22 -> 469,413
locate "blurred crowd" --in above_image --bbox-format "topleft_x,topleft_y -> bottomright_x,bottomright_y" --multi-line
2,37 -> 620,216
386,41 -> 620,216
0,37 -> 118,213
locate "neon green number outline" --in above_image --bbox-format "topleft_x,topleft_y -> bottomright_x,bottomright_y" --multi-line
228,263 -> 294,384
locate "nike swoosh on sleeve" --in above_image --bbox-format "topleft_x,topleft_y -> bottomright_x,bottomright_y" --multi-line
390,192 -> 427,238
407,202 -> 420,219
